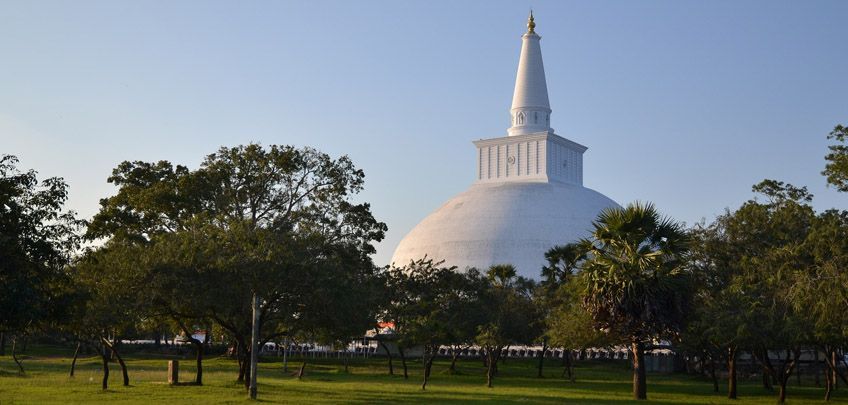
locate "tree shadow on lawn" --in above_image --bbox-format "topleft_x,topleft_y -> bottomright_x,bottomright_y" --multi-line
289,360 -> 846,404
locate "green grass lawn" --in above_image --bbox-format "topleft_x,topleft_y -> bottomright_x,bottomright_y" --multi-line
1,346 -> 846,404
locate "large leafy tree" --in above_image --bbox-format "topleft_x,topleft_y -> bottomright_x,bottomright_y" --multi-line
85,144 -> 386,397
378,260 -> 488,386
0,155 -> 80,369
543,243 -> 614,382
792,209 -> 848,400
399,261 -> 484,390
72,242 -> 146,390
542,242 -> 600,380
728,181 -> 815,404
681,219 -> 749,399
580,202 -> 691,400
475,264 -> 539,388
443,269 -> 488,374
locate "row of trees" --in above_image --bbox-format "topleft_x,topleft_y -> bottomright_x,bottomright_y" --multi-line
2,145 -> 387,397
1,125 -> 847,403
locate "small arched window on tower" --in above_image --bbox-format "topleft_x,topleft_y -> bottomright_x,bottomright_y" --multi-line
517,112 -> 525,125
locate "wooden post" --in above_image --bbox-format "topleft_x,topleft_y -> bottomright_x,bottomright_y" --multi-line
168,360 -> 179,385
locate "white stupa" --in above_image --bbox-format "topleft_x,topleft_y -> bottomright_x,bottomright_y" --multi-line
391,13 -> 620,279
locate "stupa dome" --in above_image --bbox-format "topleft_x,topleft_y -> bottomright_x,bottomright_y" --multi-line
391,181 -> 619,278
390,13 -> 620,279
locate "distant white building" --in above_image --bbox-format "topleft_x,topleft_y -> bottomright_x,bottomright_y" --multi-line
391,13 -> 620,279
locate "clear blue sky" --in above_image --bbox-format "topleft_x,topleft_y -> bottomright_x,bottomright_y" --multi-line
2,0 -> 847,266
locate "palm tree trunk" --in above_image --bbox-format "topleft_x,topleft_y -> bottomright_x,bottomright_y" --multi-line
631,341 -> 647,400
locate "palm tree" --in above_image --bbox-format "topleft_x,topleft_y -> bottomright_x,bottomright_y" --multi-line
581,202 -> 691,400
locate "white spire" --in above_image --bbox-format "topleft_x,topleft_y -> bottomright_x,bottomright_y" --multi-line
508,11 -> 553,137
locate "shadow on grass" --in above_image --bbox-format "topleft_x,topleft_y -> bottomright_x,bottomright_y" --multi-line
0,369 -> 29,377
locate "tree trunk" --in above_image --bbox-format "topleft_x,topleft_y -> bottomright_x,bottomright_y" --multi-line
398,347 -> 408,380
778,379 -> 788,404
70,341 -> 81,377
282,338 -> 289,373
631,341 -> 647,400
103,338 -> 129,386
243,350 -> 251,391
297,361 -> 307,379
728,347 -> 737,400
449,348 -> 460,374
759,350 -> 774,392
486,348 -> 496,388
537,339 -> 548,378
378,340 -> 394,375
238,353 -> 247,382
193,339 -> 204,385
710,357 -> 719,393
11,336 -> 24,373
814,349 -> 821,388
763,368 -> 773,390
101,345 -> 110,390
249,292 -> 260,399
774,349 -> 799,405
562,350 -> 575,382
236,337 -> 247,382
825,359 -> 834,401
344,352 -> 350,373
174,317 -> 205,386
0,332 -> 5,356
421,345 -> 435,390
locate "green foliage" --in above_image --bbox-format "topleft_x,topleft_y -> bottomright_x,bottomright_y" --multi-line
542,242 -> 611,351
823,124 -> 848,192
545,277 -> 613,352
0,155 -> 81,337
580,202 -> 692,342
476,264 -> 540,349
791,209 -> 848,348
78,144 -> 387,388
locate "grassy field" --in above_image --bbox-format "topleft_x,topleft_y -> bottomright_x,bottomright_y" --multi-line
1,346 -> 846,404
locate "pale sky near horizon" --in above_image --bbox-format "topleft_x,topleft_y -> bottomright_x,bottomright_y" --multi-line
2,1 -> 847,268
